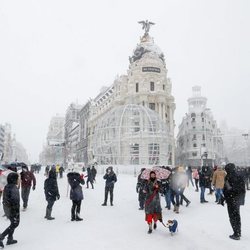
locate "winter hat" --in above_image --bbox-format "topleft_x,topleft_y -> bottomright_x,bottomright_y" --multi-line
225,163 -> 236,174
7,172 -> 19,185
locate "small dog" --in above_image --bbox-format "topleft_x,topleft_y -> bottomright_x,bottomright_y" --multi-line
166,219 -> 178,236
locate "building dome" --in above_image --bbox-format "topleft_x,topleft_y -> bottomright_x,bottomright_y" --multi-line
129,35 -> 165,64
92,104 -> 169,165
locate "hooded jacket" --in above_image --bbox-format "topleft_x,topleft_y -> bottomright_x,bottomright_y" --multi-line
223,163 -> 246,205
44,170 -> 59,201
67,172 -> 84,201
3,172 -> 20,218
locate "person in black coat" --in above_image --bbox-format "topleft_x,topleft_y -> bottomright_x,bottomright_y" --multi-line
102,167 -> 117,206
86,167 -> 94,189
0,172 -> 20,247
136,168 -> 146,210
91,166 -> 97,183
67,172 -> 85,221
222,163 -> 246,240
199,166 -> 210,203
44,169 -> 60,220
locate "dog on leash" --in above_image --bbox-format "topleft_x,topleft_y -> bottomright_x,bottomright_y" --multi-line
166,219 -> 178,235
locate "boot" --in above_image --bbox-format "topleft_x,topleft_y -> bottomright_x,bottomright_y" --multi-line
46,209 -> 55,220
148,223 -> 153,234
6,238 -> 17,245
229,234 -> 240,240
173,204 -> 177,212
153,222 -> 157,230
175,206 -> 179,214
75,213 -> 83,221
101,202 -> 107,206
44,208 -> 49,219
71,213 -> 76,221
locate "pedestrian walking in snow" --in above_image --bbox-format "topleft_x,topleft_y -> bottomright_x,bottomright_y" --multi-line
136,168 -> 146,210
59,166 -> 64,178
0,172 -> 20,247
186,166 -> 194,187
20,164 -> 36,210
143,171 -> 162,234
91,166 -> 97,183
44,169 -> 60,220
102,166 -> 117,206
212,165 -> 226,204
192,168 -> 199,192
86,167 -> 94,189
199,166 -> 210,203
222,163 -> 246,240
67,172 -> 85,221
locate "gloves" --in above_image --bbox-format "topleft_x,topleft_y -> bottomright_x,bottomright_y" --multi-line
32,186 -> 36,191
56,194 -> 60,200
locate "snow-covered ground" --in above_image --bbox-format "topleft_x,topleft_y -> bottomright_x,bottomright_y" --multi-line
0,172 -> 249,250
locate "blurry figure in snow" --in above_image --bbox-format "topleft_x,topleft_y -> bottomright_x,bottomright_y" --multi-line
59,166 -> 64,178
20,164 -> 36,210
91,166 -> 97,183
212,165 -> 226,204
44,169 -> 60,220
199,166 -> 210,203
143,171 -> 162,234
192,168 -> 199,192
136,168 -> 146,210
222,163 -> 246,240
67,172 -> 85,221
161,166 -> 172,210
170,167 -> 191,214
86,167 -> 94,189
186,166 -> 194,187
45,165 -> 50,177
0,172 -> 20,247
102,166 -> 117,206
55,164 -> 60,178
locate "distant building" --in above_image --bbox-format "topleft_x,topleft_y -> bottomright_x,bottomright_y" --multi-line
176,86 -> 223,167
40,115 -> 65,165
64,103 -> 82,164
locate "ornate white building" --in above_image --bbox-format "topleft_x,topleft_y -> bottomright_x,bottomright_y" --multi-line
85,23 -> 176,166
176,86 -> 223,167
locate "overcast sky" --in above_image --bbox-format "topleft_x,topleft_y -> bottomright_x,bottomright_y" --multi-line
0,0 -> 249,162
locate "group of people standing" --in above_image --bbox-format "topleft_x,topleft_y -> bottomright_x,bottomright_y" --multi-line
137,163 -> 246,240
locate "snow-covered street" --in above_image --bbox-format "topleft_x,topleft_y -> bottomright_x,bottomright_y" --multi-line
0,171 -> 249,250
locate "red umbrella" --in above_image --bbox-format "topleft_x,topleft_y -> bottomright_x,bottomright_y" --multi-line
140,166 -> 171,180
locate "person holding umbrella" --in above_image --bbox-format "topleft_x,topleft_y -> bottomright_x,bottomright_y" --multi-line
143,170 -> 162,234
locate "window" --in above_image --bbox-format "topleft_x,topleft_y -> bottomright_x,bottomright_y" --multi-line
130,143 -> 139,165
202,134 -> 205,140
148,143 -> 160,164
192,152 -> 197,157
149,103 -> 155,111
202,118 -> 204,122
150,81 -> 155,91
193,143 -> 197,148
193,126 -> 196,130
163,84 -> 165,90
192,134 -> 196,140
136,83 -> 139,93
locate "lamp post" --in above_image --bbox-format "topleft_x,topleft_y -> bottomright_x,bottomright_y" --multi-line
242,133 -> 249,166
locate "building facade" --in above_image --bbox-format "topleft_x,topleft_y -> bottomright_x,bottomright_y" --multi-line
84,26 -> 175,166
64,103 -> 82,164
176,86 -> 223,167
40,115 -> 65,165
